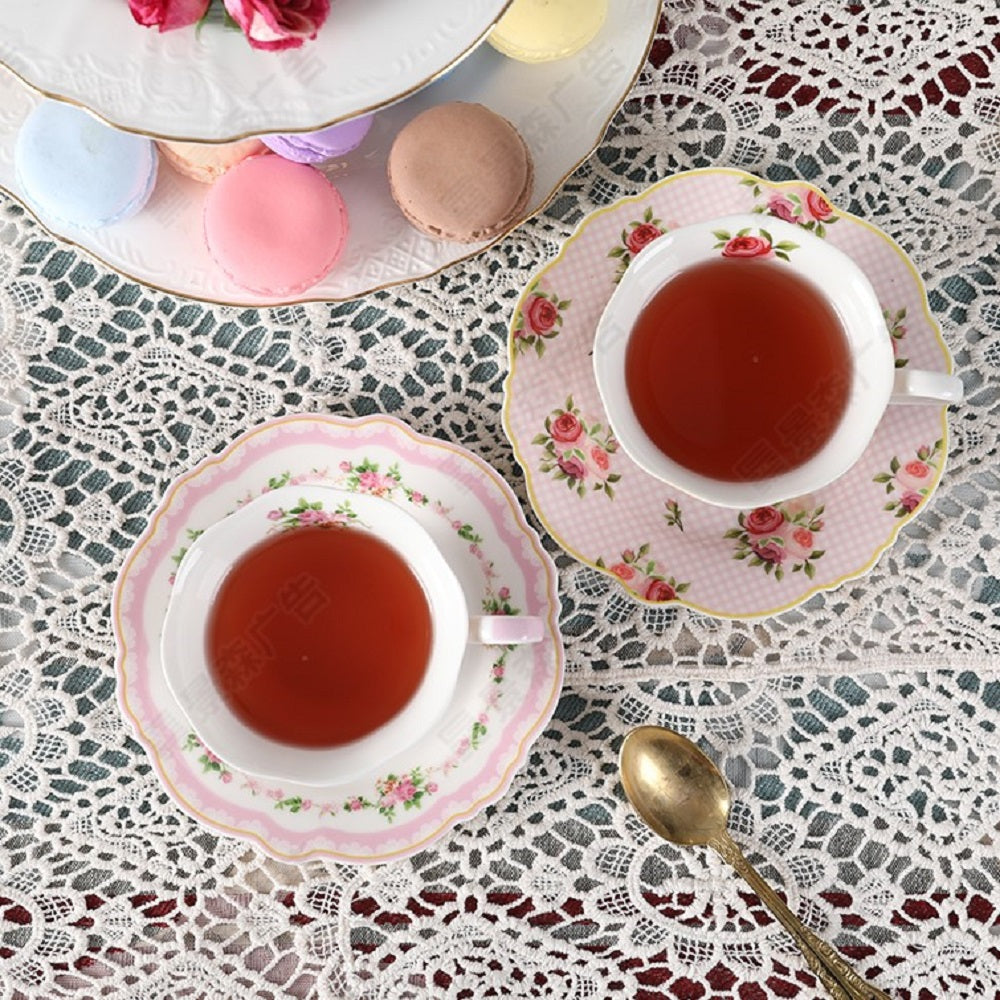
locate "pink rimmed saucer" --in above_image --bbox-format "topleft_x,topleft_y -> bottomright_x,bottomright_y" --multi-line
112,414 -> 563,863
502,168 -> 956,619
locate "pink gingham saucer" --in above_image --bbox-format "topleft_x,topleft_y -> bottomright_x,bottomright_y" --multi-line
502,168 -> 956,619
113,414 -> 563,863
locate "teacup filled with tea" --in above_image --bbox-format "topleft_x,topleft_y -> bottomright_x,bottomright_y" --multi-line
161,485 -> 543,786
593,214 -> 963,508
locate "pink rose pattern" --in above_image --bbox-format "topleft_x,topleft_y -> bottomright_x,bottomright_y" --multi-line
873,440 -> 942,517
596,543 -> 690,604
884,306 -> 909,368
533,396 -> 621,498
713,227 -> 799,262
608,206 -> 667,281
726,502 -> 826,581
740,176 -> 840,237
180,466 -> 523,824
223,0 -> 331,51
127,0 -> 210,31
513,283 -> 571,358
267,496 -> 357,531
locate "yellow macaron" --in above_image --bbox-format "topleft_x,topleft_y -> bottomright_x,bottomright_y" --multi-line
488,0 -> 609,63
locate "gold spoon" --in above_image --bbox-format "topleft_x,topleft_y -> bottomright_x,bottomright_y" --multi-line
619,726 -> 892,1000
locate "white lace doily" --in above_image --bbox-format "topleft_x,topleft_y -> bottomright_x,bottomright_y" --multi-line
1,2 -> 998,997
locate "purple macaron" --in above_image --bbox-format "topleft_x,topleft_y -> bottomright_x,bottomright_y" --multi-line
262,114 -> 374,164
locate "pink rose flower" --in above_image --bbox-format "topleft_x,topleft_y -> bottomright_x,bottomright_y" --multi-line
557,454 -> 587,480
297,508 -> 325,525
609,562 -> 635,581
523,295 -> 559,334
348,797 -> 363,812
301,799 -> 312,810
221,771 -> 233,783
478,713 -> 488,725
723,234 -> 773,258
752,540 -> 785,565
492,664 -> 504,678
895,459 -> 932,492
410,492 -> 424,504
644,578 -> 677,602
339,461 -> 352,472
223,0 -> 330,51
550,412 -> 583,444
590,446 -> 610,472
625,222 -> 664,256
805,189 -> 834,221
745,505 -> 785,536
782,525 -> 815,561
767,194 -> 798,223
498,586 -> 510,600
899,490 -> 922,513
267,509 -> 283,520
128,0 -> 210,31
426,782 -> 438,794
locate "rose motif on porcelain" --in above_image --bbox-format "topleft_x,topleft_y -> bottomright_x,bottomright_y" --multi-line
513,282 -> 571,358
596,542 -> 690,603
608,206 -> 667,281
533,396 -> 621,498
713,226 -> 799,261
873,440 -> 943,516
740,176 -> 839,237
725,501 -> 826,580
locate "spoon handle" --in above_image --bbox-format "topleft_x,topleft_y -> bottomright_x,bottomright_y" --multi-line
709,833 -> 892,1000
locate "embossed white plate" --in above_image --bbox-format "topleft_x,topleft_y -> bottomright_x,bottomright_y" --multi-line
0,0 -> 510,141
112,414 -> 563,863
0,0 -> 658,305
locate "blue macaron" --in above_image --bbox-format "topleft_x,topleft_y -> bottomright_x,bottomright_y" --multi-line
15,100 -> 157,229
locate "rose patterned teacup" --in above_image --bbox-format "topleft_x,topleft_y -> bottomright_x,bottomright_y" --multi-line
593,214 -> 963,508
162,485 -> 543,786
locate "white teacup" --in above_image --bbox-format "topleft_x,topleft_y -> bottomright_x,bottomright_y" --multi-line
593,213 -> 963,508
161,484 -> 543,786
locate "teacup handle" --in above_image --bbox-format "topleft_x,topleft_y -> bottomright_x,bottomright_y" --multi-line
890,368 -> 963,406
470,616 -> 545,645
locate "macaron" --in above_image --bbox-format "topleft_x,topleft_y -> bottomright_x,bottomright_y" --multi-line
488,0 -> 608,63
262,114 -> 374,164
387,102 -> 534,244
157,137 -> 268,183
203,155 -> 348,296
15,100 -> 157,228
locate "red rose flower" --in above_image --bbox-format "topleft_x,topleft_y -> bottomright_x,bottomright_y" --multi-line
223,0 -> 330,50
590,446 -> 610,472
523,295 -> 559,334
644,578 -> 676,602
128,0 -> 210,30
751,540 -> 785,564
557,455 -> 587,480
899,490 -> 922,513
550,412 -> 583,444
745,505 -> 785,536
609,562 -> 635,581
722,235 -> 773,258
805,190 -> 834,221
625,222 -> 663,256
767,194 -> 798,223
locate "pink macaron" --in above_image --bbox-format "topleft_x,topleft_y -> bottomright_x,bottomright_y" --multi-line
203,155 -> 348,296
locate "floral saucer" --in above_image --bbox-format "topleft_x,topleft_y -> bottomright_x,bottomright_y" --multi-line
502,168 -> 956,619
112,414 -> 562,863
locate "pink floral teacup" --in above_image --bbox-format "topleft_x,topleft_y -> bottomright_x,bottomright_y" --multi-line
162,485 -> 543,786
593,213 -> 963,508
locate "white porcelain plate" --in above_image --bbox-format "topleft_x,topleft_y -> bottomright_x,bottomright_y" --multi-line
112,414 -> 563,863
0,0 -> 510,141
0,0 -> 658,305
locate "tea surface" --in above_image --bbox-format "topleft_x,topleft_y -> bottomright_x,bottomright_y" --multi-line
624,258 -> 852,481
206,526 -> 432,748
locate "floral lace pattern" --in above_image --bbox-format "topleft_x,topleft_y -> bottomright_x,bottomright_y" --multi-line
1,2 -> 999,997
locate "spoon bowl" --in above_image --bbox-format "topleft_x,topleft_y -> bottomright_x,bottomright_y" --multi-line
619,726 -> 891,1000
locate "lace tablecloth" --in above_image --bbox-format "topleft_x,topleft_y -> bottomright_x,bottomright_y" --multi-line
1,4 -> 999,998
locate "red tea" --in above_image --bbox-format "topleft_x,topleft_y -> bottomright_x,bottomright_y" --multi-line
206,526 -> 432,748
624,258 -> 852,481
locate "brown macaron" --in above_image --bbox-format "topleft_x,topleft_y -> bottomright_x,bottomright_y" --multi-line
387,102 -> 534,243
